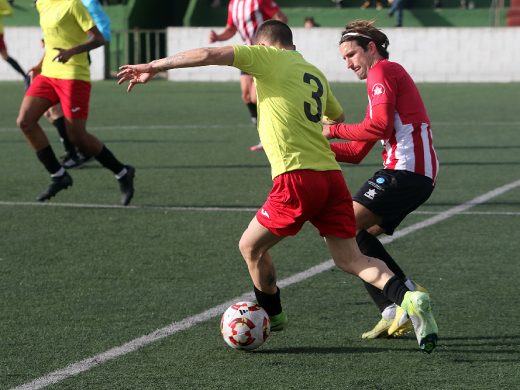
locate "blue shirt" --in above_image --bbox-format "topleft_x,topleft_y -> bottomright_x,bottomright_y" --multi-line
81,0 -> 111,41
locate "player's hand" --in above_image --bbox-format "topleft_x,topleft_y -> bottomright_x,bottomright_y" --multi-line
117,64 -> 157,93
322,124 -> 333,139
28,65 -> 42,81
52,48 -> 76,63
208,30 -> 218,43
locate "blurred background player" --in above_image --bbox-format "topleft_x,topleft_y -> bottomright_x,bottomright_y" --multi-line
208,0 -> 287,152
0,0 -> 30,88
323,20 -> 439,339
43,0 -> 112,169
18,0 -> 135,205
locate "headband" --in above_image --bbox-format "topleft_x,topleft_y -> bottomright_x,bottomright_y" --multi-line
341,32 -> 372,40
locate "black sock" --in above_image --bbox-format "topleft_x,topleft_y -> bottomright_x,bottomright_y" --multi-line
357,230 -> 406,278
254,286 -> 282,317
95,145 -> 125,175
6,56 -> 26,77
382,275 -> 410,307
52,117 -> 76,155
357,230 -> 406,312
246,102 -> 257,121
36,145 -> 62,175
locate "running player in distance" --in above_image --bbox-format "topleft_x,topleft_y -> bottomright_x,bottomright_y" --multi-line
323,20 -> 439,340
43,0 -> 113,169
118,20 -> 438,353
18,0 -> 134,205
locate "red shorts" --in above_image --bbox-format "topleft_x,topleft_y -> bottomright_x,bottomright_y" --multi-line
0,34 -> 6,51
256,170 -> 357,238
26,75 -> 91,119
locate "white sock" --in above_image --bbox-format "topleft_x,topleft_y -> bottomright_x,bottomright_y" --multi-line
382,304 -> 396,320
405,279 -> 416,291
115,167 -> 128,180
51,167 -> 65,178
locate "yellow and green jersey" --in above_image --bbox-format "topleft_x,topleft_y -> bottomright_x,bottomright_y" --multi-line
0,0 -> 13,34
233,45 -> 343,179
37,0 -> 95,81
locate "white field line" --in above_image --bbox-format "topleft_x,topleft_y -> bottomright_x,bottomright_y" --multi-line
9,178 -> 520,390
0,201 -> 519,216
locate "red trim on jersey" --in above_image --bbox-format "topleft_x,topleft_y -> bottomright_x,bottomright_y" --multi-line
385,132 -> 399,170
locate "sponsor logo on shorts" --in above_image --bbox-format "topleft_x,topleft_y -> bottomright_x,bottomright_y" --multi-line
261,208 -> 270,219
364,189 -> 377,200
368,181 -> 384,191
71,107 -> 81,113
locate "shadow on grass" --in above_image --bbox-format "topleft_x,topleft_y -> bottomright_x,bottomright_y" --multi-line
256,345 -> 412,354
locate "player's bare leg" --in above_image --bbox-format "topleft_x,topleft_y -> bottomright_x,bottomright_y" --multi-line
65,118 -> 136,206
239,217 -> 287,330
17,95 -> 73,200
354,201 -> 421,338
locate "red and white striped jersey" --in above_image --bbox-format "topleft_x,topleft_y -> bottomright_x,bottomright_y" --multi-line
226,0 -> 280,45
367,60 -> 439,181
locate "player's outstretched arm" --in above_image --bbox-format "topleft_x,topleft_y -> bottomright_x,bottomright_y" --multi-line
117,46 -> 235,93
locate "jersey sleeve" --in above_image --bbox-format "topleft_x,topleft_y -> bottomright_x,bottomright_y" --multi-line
232,45 -> 272,78
324,86 -> 343,122
330,141 -> 376,164
258,0 -> 281,19
71,0 -> 96,33
367,62 -> 397,108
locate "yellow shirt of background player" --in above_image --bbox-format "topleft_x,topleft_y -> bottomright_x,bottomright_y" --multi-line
37,0 -> 95,81
232,44 -> 343,179
0,0 -> 13,34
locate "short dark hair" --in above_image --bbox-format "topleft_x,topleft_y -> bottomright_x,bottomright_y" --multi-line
253,20 -> 293,46
339,20 -> 390,59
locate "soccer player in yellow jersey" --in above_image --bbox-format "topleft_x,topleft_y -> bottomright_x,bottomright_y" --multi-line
117,20 -> 438,353
0,0 -> 30,87
17,0 -> 135,205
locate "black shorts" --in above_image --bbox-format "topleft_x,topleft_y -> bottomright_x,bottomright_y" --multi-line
353,169 -> 434,235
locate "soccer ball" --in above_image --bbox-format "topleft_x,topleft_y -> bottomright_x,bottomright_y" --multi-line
220,301 -> 270,350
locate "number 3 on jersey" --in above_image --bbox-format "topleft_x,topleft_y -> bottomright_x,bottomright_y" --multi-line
303,72 -> 323,123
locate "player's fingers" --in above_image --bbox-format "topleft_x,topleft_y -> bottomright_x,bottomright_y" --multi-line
127,80 -> 137,93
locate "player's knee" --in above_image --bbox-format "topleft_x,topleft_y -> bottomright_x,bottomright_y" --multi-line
238,238 -> 261,263
16,113 -> 33,133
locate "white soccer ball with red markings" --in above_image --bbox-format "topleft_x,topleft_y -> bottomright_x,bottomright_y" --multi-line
220,301 -> 270,350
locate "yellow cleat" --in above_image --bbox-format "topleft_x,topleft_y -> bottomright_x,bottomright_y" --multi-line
361,317 -> 393,339
400,291 -> 438,353
388,282 -> 427,337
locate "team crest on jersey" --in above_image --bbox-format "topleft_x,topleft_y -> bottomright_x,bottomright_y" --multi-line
372,84 -> 385,97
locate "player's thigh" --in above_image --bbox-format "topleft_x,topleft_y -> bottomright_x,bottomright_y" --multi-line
323,235 -> 363,272
353,201 -> 383,231
239,216 -> 285,259
44,104 -> 64,122
17,95 -> 53,127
